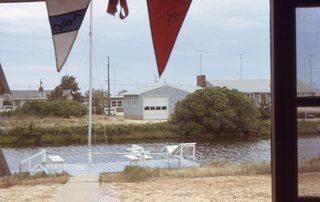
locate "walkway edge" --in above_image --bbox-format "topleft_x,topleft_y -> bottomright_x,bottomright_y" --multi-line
55,173 -> 100,202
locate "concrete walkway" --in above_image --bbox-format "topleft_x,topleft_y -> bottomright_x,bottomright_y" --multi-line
55,173 -> 100,202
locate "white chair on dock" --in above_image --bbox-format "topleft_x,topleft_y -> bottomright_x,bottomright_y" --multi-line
47,155 -> 64,174
162,143 -> 196,167
124,144 -> 152,166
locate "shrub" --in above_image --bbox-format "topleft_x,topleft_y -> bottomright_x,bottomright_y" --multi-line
13,100 -> 86,118
171,87 -> 260,136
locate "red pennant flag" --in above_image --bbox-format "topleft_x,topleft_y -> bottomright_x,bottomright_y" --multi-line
147,0 -> 192,77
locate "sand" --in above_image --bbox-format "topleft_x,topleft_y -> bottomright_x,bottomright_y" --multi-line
1,173 -> 319,201
99,175 -> 272,202
0,184 -> 63,202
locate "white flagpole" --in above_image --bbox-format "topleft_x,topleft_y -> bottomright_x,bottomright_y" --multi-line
88,0 -> 93,164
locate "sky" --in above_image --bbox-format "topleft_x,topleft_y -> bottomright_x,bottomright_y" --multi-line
0,0 -> 270,95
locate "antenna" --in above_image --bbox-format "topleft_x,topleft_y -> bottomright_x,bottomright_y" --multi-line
240,53 -> 243,80
153,75 -> 158,83
107,56 -> 111,116
195,50 -> 206,75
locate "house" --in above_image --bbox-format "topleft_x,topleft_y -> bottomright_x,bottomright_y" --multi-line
0,63 -> 11,110
123,84 -> 198,120
206,79 -> 271,106
10,89 -> 51,110
82,95 -> 124,114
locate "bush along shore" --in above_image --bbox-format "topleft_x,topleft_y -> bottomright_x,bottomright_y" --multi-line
0,115 -> 319,146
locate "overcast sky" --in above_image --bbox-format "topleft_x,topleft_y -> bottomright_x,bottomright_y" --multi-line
0,0 -> 270,95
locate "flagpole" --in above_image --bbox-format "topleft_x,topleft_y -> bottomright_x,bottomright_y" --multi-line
88,0 -> 93,164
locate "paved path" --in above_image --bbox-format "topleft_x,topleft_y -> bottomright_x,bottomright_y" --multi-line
55,173 -> 100,202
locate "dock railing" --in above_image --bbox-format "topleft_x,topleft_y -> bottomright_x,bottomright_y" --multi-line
19,149 -> 47,174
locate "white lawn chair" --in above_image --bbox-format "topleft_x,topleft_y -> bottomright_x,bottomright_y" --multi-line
124,144 -> 152,166
162,143 -> 196,167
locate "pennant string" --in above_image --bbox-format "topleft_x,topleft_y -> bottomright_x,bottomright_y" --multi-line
119,0 -> 129,19
107,0 -> 129,20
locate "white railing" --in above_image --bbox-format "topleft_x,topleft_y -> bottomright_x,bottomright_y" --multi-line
19,149 -> 46,173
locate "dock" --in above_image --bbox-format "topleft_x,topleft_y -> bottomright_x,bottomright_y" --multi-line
17,143 -> 198,175
59,158 -> 196,175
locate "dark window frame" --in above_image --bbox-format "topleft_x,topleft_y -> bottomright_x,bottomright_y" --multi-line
272,0 -> 320,201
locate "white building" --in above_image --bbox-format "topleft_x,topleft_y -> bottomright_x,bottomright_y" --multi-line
123,84 -> 199,120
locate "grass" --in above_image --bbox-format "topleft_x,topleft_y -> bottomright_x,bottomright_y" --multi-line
100,162 -> 272,183
0,172 -> 70,189
100,157 -> 320,183
0,115 -> 180,145
299,156 -> 320,173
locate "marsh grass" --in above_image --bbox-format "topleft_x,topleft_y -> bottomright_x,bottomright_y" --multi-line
0,172 -> 70,188
100,158 -> 320,183
299,156 -> 320,173
0,115 -> 180,145
100,162 -> 271,183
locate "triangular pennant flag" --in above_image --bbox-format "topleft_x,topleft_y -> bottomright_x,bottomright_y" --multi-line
147,0 -> 192,77
46,0 -> 90,72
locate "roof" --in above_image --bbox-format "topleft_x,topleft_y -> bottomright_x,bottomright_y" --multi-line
10,90 -> 73,100
10,90 -> 51,100
123,83 -> 200,96
206,79 -> 271,93
0,63 -> 10,94
297,80 -> 318,94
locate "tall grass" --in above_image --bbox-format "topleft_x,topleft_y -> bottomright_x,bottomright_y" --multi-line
100,158 -> 320,183
0,172 -> 70,188
100,162 -> 271,183
0,115 -> 180,145
299,156 -> 320,173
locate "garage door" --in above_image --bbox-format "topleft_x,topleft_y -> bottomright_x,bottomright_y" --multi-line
143,96 -> 169,120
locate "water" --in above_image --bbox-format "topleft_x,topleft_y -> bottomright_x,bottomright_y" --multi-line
2,136 -> 320,172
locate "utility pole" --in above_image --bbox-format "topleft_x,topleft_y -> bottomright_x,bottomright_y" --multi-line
107,56 -> 111,116
307,54 -> 312,87
88,0 -> 93,164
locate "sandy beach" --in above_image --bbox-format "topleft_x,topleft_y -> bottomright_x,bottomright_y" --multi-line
1,173 -> 319,202
0,184 -> 63,202
99,175 -> 272,202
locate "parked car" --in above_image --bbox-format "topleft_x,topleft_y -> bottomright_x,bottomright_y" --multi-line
0,105 -> 12,112
104,107 -> 116,116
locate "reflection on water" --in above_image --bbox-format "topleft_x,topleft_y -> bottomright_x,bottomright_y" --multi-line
2,136 -> 320,171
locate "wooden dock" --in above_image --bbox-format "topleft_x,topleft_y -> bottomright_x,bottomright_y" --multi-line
59,159 -> 197,175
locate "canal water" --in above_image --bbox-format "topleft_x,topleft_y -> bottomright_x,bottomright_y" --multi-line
2,136 -> 320,172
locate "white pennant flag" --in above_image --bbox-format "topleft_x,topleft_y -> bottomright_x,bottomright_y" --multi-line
46,0 -> 90,72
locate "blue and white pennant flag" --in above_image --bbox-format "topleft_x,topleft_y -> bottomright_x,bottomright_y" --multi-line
46,0 -> 90,72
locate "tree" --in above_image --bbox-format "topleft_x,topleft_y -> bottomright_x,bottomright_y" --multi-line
171,87 -> 260,136
85,88 -> 108,115
258,96 -> 271,120
48,75 -> 82,102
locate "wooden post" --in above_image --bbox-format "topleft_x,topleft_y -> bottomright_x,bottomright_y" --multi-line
0,147 -> 11,176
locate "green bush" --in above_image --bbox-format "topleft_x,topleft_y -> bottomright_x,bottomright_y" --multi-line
171,87 -> 260,136
13,100 -> 86,118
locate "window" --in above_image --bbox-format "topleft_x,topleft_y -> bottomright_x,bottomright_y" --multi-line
156,106 -> 161,110
144,106 -> 150,110
117,101 -> 123,107
296,7 -> 320,198
161,106 -> 167,110
150,106 -> 155,110
272,1 -> 320,200
111,101 -> 117,107
14,100 -> 21,107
